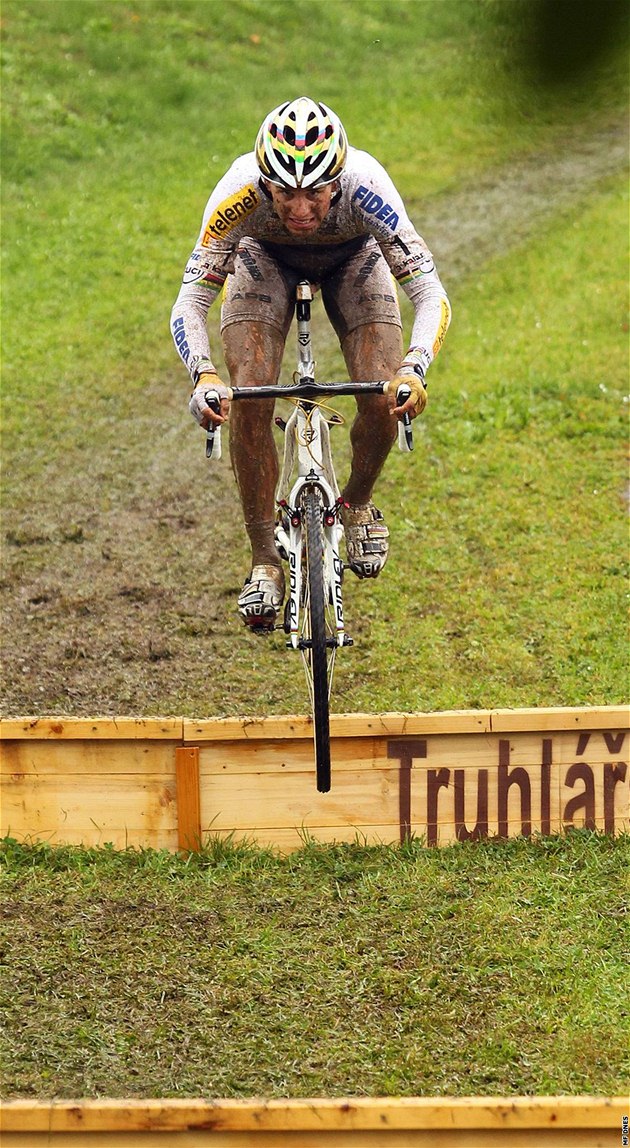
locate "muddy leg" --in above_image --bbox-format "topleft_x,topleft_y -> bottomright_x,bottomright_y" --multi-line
341,322 -> 403,505
222,321 -> 286,567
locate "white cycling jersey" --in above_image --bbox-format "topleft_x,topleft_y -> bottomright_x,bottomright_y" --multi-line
171,146 -> 451,383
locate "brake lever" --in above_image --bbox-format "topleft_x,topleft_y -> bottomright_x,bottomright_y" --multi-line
396,383 -> 414,452
204,390 -> 222,460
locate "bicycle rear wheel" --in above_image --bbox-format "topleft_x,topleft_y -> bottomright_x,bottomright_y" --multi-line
301,487 -> 331,792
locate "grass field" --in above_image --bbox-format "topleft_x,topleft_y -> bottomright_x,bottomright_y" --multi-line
2,832 -> 629,1098
1,0 -> 629,1103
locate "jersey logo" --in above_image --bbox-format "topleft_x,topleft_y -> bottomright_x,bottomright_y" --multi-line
172,316 -> 190,364
353,185 -> 399,231
432,298 -> 451,357
201,184 -> 260,245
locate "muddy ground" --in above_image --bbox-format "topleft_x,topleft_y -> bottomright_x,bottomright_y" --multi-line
1,118 -> 627,718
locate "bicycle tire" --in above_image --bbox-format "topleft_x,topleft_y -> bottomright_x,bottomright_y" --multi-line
302,487 -> 332,792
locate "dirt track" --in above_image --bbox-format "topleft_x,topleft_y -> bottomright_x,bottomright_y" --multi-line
423,120 -> 628,280
1,118 -> 627,718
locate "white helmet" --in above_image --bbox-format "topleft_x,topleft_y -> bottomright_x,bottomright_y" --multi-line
255,97 -> 347,189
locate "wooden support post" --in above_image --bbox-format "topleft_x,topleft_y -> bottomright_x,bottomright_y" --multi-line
175,746 -> 201,852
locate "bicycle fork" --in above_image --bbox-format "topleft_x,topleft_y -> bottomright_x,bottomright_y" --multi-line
277,478 -> 348,651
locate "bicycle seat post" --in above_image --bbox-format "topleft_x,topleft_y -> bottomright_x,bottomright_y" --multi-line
296,281 -> 315,382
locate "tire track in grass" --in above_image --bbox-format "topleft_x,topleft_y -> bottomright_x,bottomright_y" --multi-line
418,119 -> 628,281
413,117 -> 630,516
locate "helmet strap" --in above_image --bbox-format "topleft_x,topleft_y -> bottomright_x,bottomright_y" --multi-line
329,183 -> 342,207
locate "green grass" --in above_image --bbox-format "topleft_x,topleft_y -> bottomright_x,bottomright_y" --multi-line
1,2 -> 628,719
349,176 -> 630,711
2,833 -> 629,1098
1,0 -> 627,430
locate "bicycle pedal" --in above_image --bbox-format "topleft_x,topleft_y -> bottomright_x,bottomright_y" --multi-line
246,621 -> 275,636
344,562 -> 376,581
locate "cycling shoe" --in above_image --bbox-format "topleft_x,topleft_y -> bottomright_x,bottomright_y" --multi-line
238,564 -> 285,632
341,501 -> 389,579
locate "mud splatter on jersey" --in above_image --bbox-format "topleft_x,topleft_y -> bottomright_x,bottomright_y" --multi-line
171,147 -> 450,379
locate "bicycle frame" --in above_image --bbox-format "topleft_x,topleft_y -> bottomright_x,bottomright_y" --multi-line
202,280 -> 413,790
274,283 -> 347,656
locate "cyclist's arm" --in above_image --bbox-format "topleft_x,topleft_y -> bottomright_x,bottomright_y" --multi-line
170,155 -> 262,383
349,154 -> 451,379
170,246 -> 232,382
386,238 -> 451,379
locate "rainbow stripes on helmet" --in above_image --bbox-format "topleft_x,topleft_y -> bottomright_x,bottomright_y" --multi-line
255,97 -> 347,189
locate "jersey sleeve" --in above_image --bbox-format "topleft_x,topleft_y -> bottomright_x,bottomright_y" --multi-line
170,156 -> 262,382
349,154 -> 451,377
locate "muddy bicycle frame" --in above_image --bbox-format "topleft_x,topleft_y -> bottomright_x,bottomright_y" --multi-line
203,281 -> 413,791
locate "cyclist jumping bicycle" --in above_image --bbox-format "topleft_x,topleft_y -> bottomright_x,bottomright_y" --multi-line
171,96 -> 451,632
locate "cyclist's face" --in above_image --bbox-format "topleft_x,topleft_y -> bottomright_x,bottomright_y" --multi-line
266,183 -> 334,235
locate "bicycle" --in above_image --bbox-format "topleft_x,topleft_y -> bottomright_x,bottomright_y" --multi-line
202,281 -> 413,792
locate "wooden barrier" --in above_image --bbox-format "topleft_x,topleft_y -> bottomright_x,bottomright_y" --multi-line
0,1095 -> 626,1146
1,707 -> 628,852
0,718 -> 184,852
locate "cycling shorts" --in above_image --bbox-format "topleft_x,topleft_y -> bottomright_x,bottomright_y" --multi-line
220,236 -> 402,342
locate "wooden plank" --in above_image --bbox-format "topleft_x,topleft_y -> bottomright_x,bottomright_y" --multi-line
418,730 -> 629,771
2,708 -> 625,744
2,730 -> 626,779
184,714 -> 315,742
489,707 -> 628,733
0,740 -> 178,777
183,707 -> 629,743
200,766 -> 402,832
176,746 -> 201,852
0,717 -> 183,740
196,736 -> 381,776
1,1096 -> 625,1132
1,708 -> 627,852
192,729 -> 630,777
1,772 -> 179,849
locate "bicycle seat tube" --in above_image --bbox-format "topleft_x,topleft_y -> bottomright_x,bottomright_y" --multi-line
296,281 -> 315,381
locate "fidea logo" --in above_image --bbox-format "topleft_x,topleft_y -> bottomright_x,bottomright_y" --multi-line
201,185 -> 260,246
352,185 -> 400,231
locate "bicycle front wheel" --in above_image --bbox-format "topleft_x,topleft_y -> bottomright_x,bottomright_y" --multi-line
301,487 -> 331,792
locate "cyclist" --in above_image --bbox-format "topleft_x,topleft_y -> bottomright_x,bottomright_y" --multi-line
171,97 -> 451,631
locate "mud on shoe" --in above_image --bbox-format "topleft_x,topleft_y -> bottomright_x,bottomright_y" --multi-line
341,501 -> 390,579
238,564 -> 285,633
